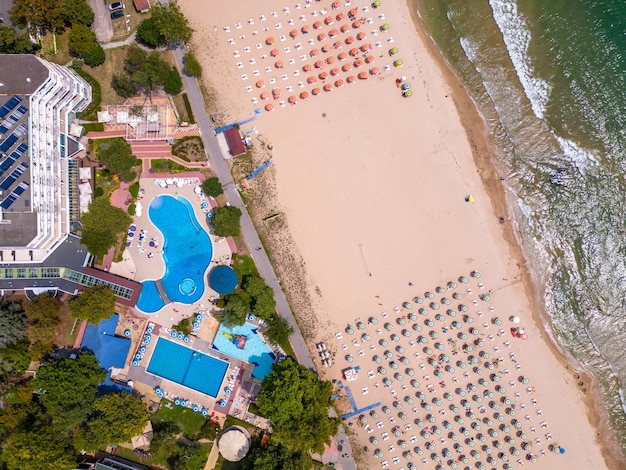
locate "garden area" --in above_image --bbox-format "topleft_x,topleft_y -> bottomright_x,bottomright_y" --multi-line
171,136 -> 205,162
150,158 -> 192,173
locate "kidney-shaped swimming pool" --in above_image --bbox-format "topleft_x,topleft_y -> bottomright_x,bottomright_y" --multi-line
136,195 -> 213,313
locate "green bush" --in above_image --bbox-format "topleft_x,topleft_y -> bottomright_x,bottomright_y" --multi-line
182,93 -> 195,124
136,18 -> 165,48
128,203 -> 136,216
211,205 -> 242,237
84,44 -> 105,67
94,187 -> 104,197
201,177 -> 223,198
183,51 -> 202,77
128,182 -> 140,198
111,74 -> 136,98
164,67 -> 182,95
82,122 -> 104,133
73,68 -> 101,120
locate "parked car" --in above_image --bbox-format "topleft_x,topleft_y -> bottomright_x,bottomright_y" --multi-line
110,9 -> 124,19
109,2 -> 123,11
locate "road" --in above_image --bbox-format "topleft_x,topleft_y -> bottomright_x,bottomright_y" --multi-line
168,46 -> 315,372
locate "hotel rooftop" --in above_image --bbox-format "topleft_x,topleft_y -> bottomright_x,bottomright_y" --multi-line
0,55 -> 141,304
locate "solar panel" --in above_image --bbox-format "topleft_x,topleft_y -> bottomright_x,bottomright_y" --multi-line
0,107 -> 27,134
0,133 -> 18,153
0,97 -> 22,120
0,162 -> 27,190
0,182 -> 28,209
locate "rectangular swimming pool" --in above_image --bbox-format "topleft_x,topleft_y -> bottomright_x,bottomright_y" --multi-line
147,338 -> 228,398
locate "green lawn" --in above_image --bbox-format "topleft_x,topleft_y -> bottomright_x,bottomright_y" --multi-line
151,158 -> 191,173
231,254 -> 258,280
153,403 -> 207,436
115,442 -> 212,470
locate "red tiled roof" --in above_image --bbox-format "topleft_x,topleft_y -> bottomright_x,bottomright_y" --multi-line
133,0 -> 150,12
224,128 -> 246,157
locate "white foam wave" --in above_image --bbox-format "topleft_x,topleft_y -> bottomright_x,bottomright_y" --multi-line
555,135 -> 600,173
489,0 -> 551,119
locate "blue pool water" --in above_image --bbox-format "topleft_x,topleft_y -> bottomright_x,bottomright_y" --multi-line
212,322 -> 275,381
147,338 -> 228,397
137,195 -> 213,313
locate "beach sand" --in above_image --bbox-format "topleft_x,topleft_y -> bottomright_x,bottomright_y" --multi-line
180,0 -> 617,468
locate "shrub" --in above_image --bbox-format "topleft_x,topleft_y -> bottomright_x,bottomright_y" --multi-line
201,177 -> 223,198
182,93 -> 195,124
164,67 -> 182,95
94,187 -> 104,197
136,18 -> 165,48
111,73 -> 136,98
84,43 -> 105,67
128,182 -> 140,198
73,68 -> 101,120
183,51 -> 202,77
211,205 -> 242,237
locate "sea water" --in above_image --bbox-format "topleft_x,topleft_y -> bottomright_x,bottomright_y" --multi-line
417,0 -> 626,453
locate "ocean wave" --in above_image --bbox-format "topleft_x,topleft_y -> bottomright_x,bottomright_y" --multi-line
555,135 -> 600,173
488,0 -> 551,119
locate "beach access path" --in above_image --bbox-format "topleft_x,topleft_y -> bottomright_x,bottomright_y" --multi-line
168,44 -> 315,372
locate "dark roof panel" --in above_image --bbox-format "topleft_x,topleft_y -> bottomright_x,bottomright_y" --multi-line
0,55 -> 49,95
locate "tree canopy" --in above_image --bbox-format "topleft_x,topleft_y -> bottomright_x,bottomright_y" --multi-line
81,196 -> 132,258
220,293 -> 250,327
0,298 -> 27,350
242,441 -> 311,470
23,294 -> 60,360
33,351 -> 107,429
201,176 -> 223,198
10,0 -> 94,36
75,393 -> 149,451
243,274 -> 276,320
69,285 -> 116,324
264,315 -> 293,346
183,51 -> 203,77
2,428 -> 77,470
136,17 -> 165,48
68,23 -> 104,67
150,2 -> 193,46
96,137 -> 139,181
122,45 -> 182,96
211,205 -> 242,237
0,25 -> 39,54
256,358 -> 339,453
111,73 -> 136,98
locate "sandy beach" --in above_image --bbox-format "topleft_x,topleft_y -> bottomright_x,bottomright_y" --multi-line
180,0 -> 617,468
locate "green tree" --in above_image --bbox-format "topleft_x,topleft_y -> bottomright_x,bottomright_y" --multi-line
242,441 -> 312,470
96,137 -> 139,181
211,205 -> 242,237
131,52 -> 170,95
201,177 -> 223,197
183,51 -> 202,77
124,44 -> 147,74
9,0 -> 65,36
69,285 -> 116,324
150,2 -> 193,47
0,25 -> 39,53
136,17 -> 165,48
75,393 -> 148,451
264,315 -> 293,346
2,428 -> 76,470
33,351 -> 106,430
243,275 -> 276,320
60,0 -> 94,25
0,298 -> 26,350
256,358 -> 339,453
81,197 -> 132,258
68,22 -> 103,66
220,293 -> 249,326
68,23 -> 96,56
150,421 -> 180,455
83,42 -> 105,67
111,73 -> 136,98
164,67 -> 182,95
24,294 -> 60,360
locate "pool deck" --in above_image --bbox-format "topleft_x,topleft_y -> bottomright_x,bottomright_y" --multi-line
125,322 -> 252,421
110,173 -> 234,328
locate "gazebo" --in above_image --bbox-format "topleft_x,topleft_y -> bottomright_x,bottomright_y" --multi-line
217,426 -> 251,462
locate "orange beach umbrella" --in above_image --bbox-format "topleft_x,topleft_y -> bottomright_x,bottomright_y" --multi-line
260,92 -> 269,100
338,52 -> 348,61
358,71 -> 368,80
342,63 -> 351,72
370,67 -> 380,75
290,29 -> 298,38
330,67 -> 340,76
346,36 -> 355,45
347,75 -> 356,83
270,49 -> 279,57
349,8 -> 358,18
333,40 -> 342,49
266,37 -> 275,45
312,87 -> 321,95
357,31 -> 366,40
354,59 -> 363,68
319,71 -> 328,80
310,48 -> 319,57
313,21 -> 322,29
322,44 -> 331,53
341,24 -> 350,33
352,20 -> 361,28
335,79 -> 344,87
314,60 -> 324,68
302,25 -> 310,34
329,29 -> 339,38
318,33 -> 327,41
275,60 -> 283,68
326,56 -> 335,64
323,83 -> 333,92
325,16 -> 334,25
256,80 -> 265,88
288,95 -> 297,104
300,91 -> 309,99
365,55 -> 375,63
265,103 -> 274,112
361,43 -> 372,52
350,47 -> 359,56
303,64 -> 312,72
336,12 -> 345,21
307,76 -> 317,84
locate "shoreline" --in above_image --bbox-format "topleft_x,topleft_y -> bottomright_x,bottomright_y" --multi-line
410,0 -> 624,467
180,0 -> 620,467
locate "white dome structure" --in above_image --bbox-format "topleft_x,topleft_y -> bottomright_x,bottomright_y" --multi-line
218,426 -> 251,462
